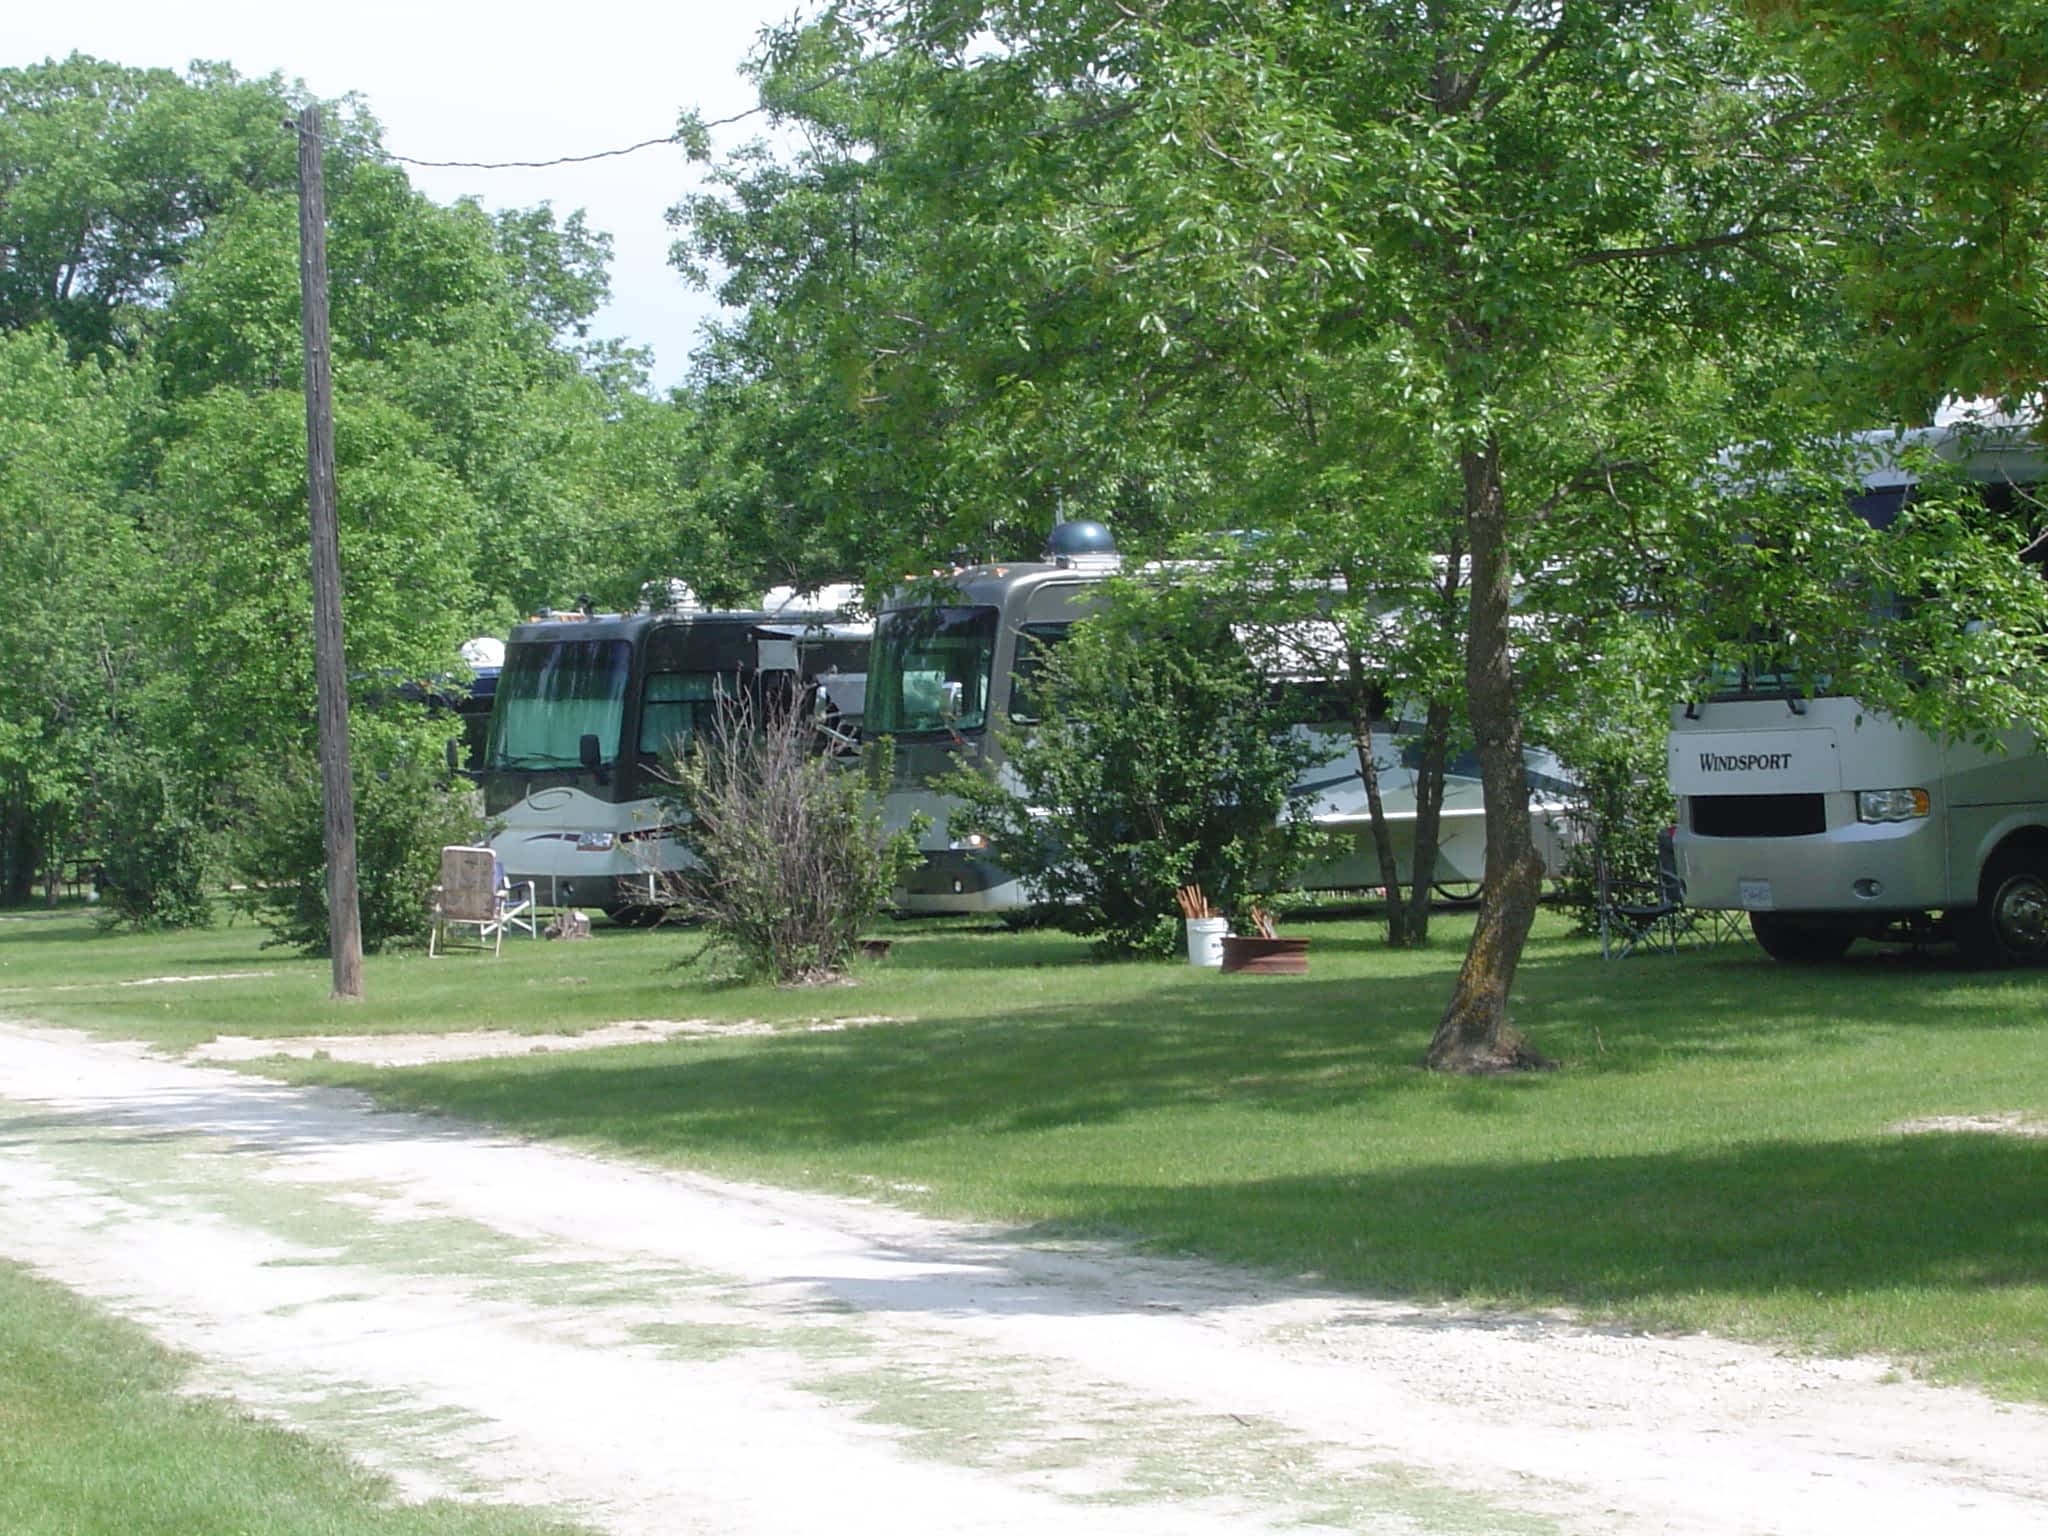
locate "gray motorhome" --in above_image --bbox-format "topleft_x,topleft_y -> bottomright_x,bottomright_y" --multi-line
483,588 -> 868,917
866,523 -> 1574,913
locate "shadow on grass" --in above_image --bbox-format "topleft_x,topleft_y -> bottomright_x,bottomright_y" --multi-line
763,1133 -> 2048,1342
1037,1131 -> 2048,1312
316,928 -> 2048,1162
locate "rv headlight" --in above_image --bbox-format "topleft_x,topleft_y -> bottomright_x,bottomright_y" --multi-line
949,832 -> 991,852
1856,788 -> 1929,824
576,831 -> 618,852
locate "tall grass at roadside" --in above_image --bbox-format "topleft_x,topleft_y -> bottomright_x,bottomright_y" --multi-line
0,1260 -> 590,1536
6,902 -> 2046,1402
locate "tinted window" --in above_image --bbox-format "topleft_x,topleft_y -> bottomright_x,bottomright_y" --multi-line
1005,622 -> 1072,724
638,671 -> 720,760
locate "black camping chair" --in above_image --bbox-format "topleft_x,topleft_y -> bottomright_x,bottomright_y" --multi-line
1599,826 -> 1703,959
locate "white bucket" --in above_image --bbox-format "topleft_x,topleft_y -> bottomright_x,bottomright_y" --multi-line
1185,916 -> 1229,967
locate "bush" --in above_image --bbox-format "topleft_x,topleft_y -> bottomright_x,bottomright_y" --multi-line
1545,701 -> 1677,936
228,751 -> 486,954
92,753 -> 214,931
657,688 -> 920,984
943,590 -> 1332,956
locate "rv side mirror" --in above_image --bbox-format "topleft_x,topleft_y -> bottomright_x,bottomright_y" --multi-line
579,733 -> 603,770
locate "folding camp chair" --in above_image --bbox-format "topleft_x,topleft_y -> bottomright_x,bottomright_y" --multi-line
1599,826 -> 1704,959
429,846 -> 536,956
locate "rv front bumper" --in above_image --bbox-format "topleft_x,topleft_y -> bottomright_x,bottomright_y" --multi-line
1675,811 -> 1945,913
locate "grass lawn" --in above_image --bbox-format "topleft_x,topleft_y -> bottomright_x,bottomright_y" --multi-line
5,899 -> 2047,1403
0,1259 -> 592,1536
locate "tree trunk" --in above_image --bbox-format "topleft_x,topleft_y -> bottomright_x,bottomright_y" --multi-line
1399,695 -> 1454,942
1344,650 -> 1411,946
1429,438 -> 1552,1073
0,799 -> 34,906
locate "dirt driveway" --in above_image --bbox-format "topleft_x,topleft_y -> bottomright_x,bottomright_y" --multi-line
1,1018 -> 2043,1535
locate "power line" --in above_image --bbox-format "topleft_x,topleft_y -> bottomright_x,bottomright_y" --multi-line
382,45 -> 901,172
389,133 -> 686,171
387,107 -> 762,171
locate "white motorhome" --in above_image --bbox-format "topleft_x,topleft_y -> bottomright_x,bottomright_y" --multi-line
1668,415 -> 2048,962
866,522 -> 1575,913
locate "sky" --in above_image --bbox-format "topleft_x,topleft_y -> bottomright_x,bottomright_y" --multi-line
8,0 -> 811,390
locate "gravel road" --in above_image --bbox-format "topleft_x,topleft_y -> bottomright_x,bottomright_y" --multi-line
2,1019 -> 2044,1536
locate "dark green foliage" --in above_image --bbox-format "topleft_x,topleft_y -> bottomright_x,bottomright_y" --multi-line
661,692 -> 921,984
1534,627 -> 1685,937
92,753 -> 214,932
227,753 -> 486,955
944,591 -> 1332,956
1552,748 -> 1679,940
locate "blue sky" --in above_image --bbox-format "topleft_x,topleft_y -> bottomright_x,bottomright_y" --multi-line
8,0 -> 810,389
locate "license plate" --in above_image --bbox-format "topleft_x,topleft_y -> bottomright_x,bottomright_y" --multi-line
1738,878 -> 1774,911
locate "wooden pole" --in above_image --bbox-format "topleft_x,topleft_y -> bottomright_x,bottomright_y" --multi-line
293,105 -> 364,1000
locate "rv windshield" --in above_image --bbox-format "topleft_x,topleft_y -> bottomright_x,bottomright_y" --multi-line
868,606 -> 998,735
486,638 -> 631,770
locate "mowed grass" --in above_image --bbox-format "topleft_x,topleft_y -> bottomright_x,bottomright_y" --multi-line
5,901 -> 2047,1402
0,1259 -> 591,1536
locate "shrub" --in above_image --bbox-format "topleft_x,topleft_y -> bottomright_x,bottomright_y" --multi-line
92,753 -> 214,931
1545,696 -> 1677,936
942,589 -> 1332,956
228,751 -> 486,954
656,687 -> 920,984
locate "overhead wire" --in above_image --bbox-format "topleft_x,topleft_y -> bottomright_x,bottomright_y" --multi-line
385,106 -> 760,171
380,42 -> 904,172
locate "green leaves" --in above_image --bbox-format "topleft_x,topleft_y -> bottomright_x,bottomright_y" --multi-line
945,585 -> 1331,954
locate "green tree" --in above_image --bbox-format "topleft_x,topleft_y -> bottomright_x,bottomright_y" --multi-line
0,328 -> 149,903
1753,1 -> 2048,406
684,1 -> 1850,1066
943,584 -> 1331,955
0,55 -> 301,356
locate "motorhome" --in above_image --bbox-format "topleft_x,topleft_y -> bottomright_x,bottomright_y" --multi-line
866,522 -> 1575,913
482,585 -> 869,918
1667,415 -> 2048,963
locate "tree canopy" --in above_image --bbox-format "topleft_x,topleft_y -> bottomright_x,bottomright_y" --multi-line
11,20 -> 2048,1056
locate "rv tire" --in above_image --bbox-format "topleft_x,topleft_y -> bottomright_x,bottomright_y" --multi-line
1962,853 -> 2048,967
1748,912 -> 1854,964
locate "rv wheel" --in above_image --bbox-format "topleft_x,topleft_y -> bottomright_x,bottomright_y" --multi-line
1748,912 -> 1854,964
1962,854 -> 2048,967
1431,880 -> 1484,907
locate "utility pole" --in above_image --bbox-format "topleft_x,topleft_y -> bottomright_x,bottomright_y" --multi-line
292,105 -> 364,999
